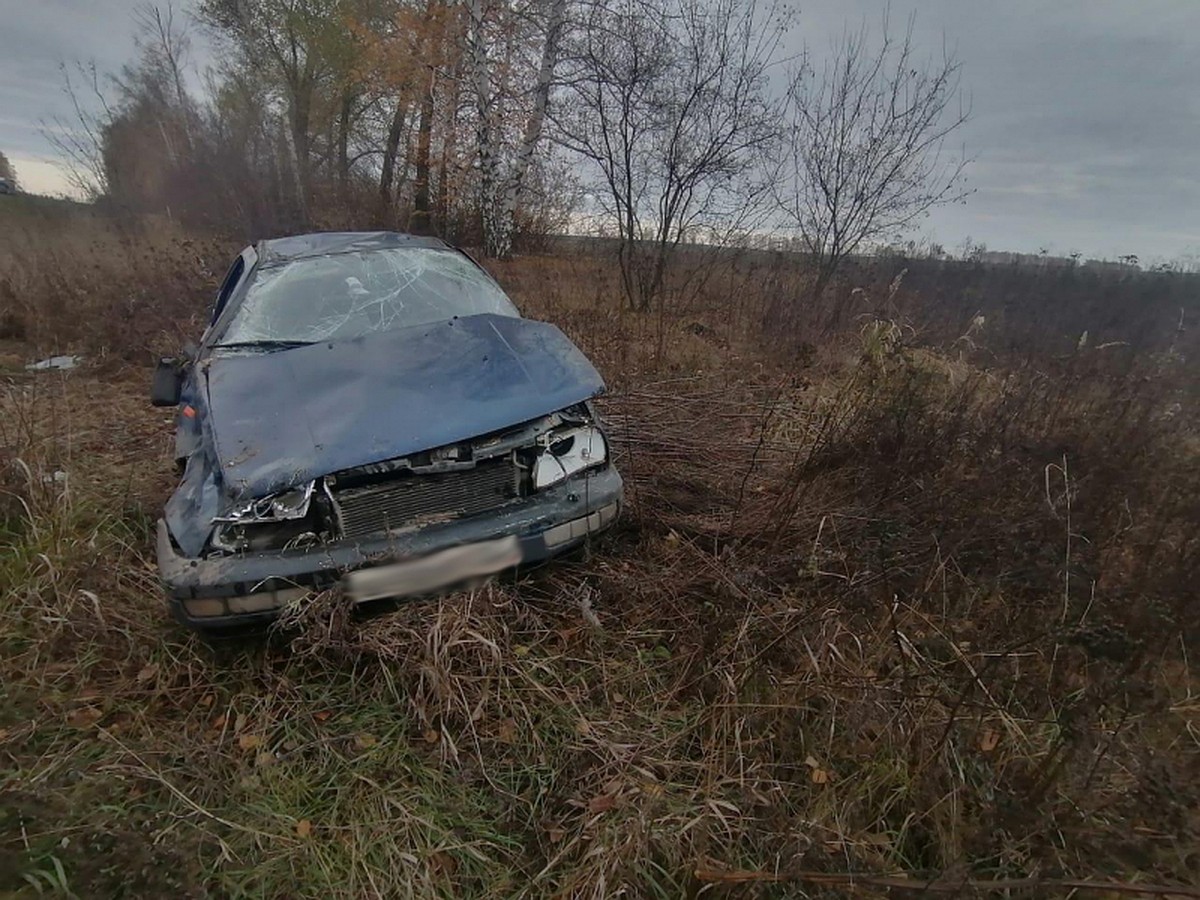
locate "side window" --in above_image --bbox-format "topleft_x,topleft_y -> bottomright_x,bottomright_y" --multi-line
211,256 -> 246,325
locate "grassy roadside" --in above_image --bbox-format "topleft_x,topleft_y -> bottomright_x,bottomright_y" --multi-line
1,214 -> 1198,898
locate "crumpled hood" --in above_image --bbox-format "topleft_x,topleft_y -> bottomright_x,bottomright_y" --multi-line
203,313 -> 605,500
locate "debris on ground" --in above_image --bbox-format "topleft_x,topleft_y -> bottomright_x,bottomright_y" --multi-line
25,355 -> 82,371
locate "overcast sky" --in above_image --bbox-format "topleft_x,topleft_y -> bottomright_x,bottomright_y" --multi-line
2,0 -> 1198,262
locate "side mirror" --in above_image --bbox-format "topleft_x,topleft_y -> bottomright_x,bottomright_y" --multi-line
151,358 -> 183,407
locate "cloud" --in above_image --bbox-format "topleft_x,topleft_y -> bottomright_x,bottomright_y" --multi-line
786,0 -> 1200,259
0,0 -> 1196,258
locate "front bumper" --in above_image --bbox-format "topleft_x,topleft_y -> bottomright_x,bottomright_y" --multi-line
157,466 -> 623,630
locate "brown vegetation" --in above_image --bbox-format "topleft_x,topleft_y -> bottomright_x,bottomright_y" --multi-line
1,204 -> 1198,897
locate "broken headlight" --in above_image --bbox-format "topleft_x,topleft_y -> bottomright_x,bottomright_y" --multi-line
214,481 -> 316,525
211,481 -> 325,553
532,426 -> 607,490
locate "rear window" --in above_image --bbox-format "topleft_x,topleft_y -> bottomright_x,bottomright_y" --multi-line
218,247 -> 518,345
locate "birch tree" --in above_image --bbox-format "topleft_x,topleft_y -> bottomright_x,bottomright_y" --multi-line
467,0 -> 568,257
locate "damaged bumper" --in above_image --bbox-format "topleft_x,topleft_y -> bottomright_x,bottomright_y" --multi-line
157,467 -> 622,630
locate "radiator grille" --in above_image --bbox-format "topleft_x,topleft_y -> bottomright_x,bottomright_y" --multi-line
333,459 -> 520,540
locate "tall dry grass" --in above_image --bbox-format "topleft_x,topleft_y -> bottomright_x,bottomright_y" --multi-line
1,206 -> 1198,897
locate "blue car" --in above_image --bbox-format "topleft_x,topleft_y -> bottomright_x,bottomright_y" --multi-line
152,232 -> 622,631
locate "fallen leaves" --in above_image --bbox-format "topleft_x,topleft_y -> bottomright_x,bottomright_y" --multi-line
804,755 -> 831,785
640,780 -> 664,797
586,793 -> 618,814
979,729 -> 1000,753
497,718 -> 517,744
428,850 -> 457,878
295,819 -> 312,839
135,663 -> 159,683
237,733 -> 264,751
66,707 -> 102,729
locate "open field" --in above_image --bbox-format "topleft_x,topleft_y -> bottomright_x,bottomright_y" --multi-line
2,204 -> 1199,897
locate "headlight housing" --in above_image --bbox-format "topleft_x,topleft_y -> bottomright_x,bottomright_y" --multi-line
211,481 -> 321,552
533,426 -> 607,490
214,481 -> 316,524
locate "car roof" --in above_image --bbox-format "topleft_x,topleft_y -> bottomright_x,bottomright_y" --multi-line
255,231 -> 451,268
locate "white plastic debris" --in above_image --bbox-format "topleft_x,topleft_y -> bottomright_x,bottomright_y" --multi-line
26,355 -> 81,371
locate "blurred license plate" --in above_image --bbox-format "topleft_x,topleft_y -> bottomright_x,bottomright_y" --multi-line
345,535 -> 522,604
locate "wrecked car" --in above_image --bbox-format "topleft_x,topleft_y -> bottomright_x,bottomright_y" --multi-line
152,232 -> 621,631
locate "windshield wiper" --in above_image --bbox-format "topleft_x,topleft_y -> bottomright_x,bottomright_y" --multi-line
213,340 -> 316,351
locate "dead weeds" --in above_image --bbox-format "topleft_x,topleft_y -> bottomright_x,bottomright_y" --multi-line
1,213 -> 1198,898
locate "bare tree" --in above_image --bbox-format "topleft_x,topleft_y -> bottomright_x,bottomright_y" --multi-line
554,0 -> 786,311
42,3 -> 197,203
777,14 -> 970,304
131,3 -> 195,120
43,61 -> 117,200
114,3 -> 200,164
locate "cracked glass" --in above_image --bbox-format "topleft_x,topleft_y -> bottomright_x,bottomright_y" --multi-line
219,248 -> 519,345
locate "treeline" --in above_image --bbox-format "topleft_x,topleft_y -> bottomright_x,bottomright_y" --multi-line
0,150 -> 17,189
55,0 -> 970,311
57,0 -> 573,254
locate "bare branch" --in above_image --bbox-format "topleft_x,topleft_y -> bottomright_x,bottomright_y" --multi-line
776,12 -> 972,302
553,0 -> 788,311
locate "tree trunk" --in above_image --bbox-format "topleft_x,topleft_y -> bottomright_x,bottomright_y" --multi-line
469,0 -> 503,254
644,242 -> 669,313
436,54 -> 464,235
616,240 -> 643,312
810,264 -> 835,305
288,76 -> 312,221
408,70 -> 435,235
492,0 -> 567,258
276,123 -> 299,228
336,90 -> 352,198
378,97 -> 407,227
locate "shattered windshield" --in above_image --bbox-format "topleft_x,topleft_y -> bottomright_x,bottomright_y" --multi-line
217,247 -> 519,345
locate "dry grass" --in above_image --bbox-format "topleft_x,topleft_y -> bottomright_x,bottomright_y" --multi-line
1,207 -> 1198,898
0,196 -> 234,364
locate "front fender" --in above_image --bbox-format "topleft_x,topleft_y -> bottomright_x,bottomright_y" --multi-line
164,450 -> 222,557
